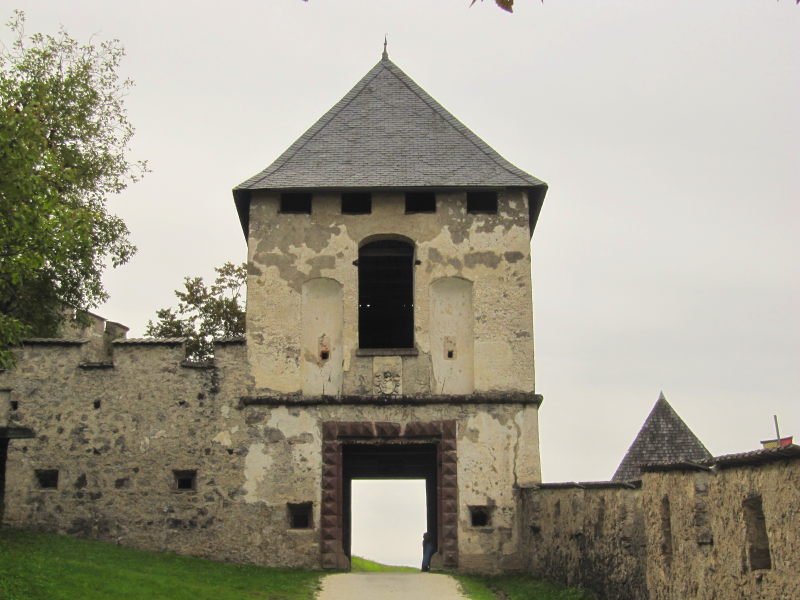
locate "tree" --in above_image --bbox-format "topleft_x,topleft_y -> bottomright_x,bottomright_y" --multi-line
145,262 -> 247,361
0,11 -> 145,367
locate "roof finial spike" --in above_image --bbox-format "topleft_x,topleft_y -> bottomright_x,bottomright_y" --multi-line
658,390 -> 666,401
382,35 -> 388,60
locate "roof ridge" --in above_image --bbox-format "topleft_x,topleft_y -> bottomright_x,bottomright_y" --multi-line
382,60 -> 539,187
235,60 -> 388,190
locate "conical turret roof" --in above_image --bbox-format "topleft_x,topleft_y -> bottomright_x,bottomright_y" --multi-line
612,392 -> 712,481
233,55 -> 547,235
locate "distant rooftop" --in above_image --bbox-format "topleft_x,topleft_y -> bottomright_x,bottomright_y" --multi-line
233,54 -> 547,236
612,392 -> 712,481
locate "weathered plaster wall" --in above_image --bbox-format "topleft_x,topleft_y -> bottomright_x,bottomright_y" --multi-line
520,483 -> 646,600
0,341 -> 540,569
301,278 -> 344,396
430,277 -> 474,395
642,459 -> 800,600
245,190 -> 535,396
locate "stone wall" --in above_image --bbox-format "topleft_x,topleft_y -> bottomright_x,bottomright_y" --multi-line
520,482 -> 646,600
519,449 -> 800,600
642,450 -> 800,600
0,339 -> 540,570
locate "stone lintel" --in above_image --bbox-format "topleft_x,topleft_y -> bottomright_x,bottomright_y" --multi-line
0,427 -> 35,439
238,392 -> 543,409
78,362 -> 115,370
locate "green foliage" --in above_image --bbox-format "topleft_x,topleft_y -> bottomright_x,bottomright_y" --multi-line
350,556 -> 418,572
0,527 -> 322,600
0,11 -> 145,367
145,262 -> 247,361
455,573 -> 593,600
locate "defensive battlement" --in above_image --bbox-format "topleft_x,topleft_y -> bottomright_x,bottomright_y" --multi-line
5,335 -> 247,373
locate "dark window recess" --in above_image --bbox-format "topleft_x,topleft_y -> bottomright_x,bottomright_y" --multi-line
35,469 -> 59,489
10,400 -> 18,411
93,400 -> 101,410
660,495 -> 673,563
358,240 -> 414,349
173,470 -> 197,491
342,192 -> 372,214
467,191 -> 498,214
405,192 -> 436,213
743,495 -> 772,570
280,193 -> 312,214
470,506 -> 491,527
288,502 -> 313,529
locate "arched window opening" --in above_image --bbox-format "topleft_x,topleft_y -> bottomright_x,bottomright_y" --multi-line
358,240 -> 414,349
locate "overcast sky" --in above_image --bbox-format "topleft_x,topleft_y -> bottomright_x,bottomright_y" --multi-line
6,0 -> 798,565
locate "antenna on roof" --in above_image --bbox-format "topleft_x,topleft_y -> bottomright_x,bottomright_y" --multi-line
382,35 -> 388,60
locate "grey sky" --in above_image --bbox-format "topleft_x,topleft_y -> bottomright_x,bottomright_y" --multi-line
7,1 -> 798,490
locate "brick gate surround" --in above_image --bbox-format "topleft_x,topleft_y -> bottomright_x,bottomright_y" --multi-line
320,420 -> 458,569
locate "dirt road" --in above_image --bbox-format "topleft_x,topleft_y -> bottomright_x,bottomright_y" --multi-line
316,573 -> 469,600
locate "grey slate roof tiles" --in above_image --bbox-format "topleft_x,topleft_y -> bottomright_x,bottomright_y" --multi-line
612,392 -> 712,482
232,55 -> 547,235
235,57 -> 545,191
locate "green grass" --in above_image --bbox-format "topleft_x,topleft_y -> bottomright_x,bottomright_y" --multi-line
455,573 -> 593,600
349,556 -> 417,572
0,527 -> 323,600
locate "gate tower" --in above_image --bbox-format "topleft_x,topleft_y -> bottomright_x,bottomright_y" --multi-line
233,50 -> 548,570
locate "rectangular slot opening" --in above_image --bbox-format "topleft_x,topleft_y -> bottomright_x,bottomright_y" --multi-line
342,192 -> 372,214
173,469 -> 197,491
35,469 -> 59,489
743,494 -> 772,570
660,495 -> 673,563
469,505 -> 492,527
280,193 -> 312,214
467,191 -> 498,214
405,192 -> 436,214
288,502 -> 313,529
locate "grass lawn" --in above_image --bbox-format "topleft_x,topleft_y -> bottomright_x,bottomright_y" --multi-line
0,527 -> 323,600
455,573 -> 593,600
0,527 -> 591,600
349,556 -> 417,573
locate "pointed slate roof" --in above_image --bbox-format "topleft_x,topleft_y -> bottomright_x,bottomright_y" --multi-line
612,392 -> 712,481
232,54 -> 547,236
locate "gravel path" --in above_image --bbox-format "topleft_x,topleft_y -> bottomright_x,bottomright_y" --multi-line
316,573 -> 469,600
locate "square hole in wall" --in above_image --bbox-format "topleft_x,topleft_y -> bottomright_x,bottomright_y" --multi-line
469,505 -> 493,527
280,193 -> 312,214
93,400 -> 101,410
405,192 -> 436,213
35,469 -> 59,489
288,502 -> 313,529
10,400 -> 19,411
173,470 -> 197,491
342,192 -> 372,214
467,191 -> 498,214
